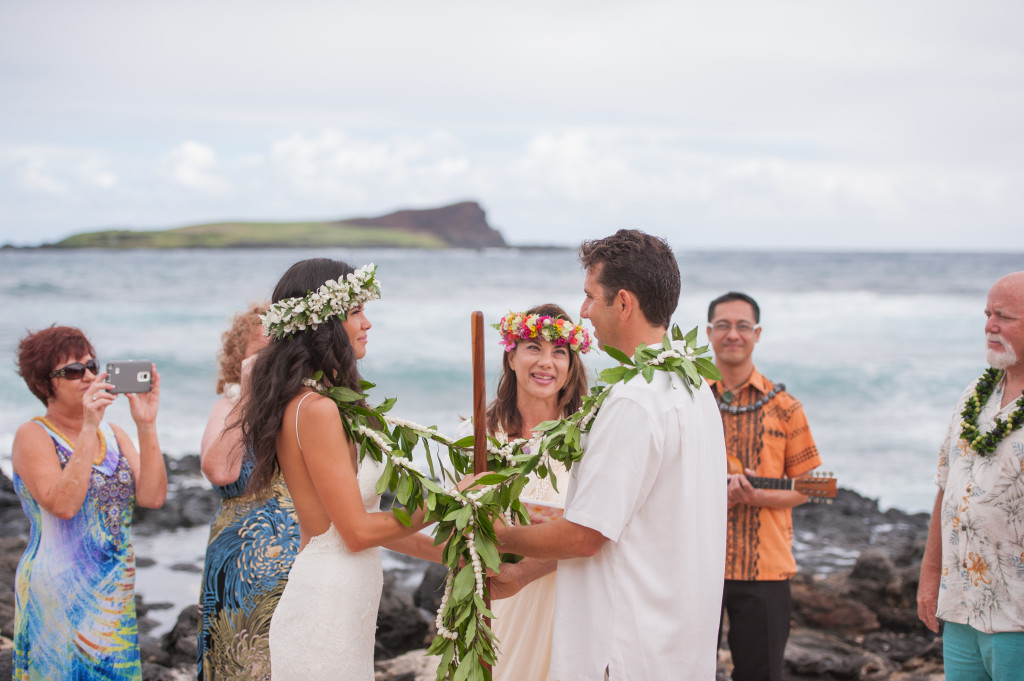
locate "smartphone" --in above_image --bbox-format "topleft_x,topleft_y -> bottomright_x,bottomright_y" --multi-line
106,360 -> 153,394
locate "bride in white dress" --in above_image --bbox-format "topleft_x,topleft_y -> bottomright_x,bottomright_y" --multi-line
238,258 -> 440,681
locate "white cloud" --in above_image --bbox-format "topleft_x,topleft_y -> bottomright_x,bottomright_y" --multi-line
0,0 -> 1022,248
265,129 -> 471,206
74,158 -> 118,189
166,141 -> 230,194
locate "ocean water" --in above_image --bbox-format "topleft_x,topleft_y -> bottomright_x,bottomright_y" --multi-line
1,247 -> 1020,629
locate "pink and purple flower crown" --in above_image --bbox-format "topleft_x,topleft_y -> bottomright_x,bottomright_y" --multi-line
492,311 -> 592,354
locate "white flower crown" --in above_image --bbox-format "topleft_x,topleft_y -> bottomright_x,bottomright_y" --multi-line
261,263 -> 381,339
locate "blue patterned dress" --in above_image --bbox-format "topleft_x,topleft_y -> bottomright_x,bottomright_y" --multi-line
13,417 -> 141,680
197,455 -> 300,680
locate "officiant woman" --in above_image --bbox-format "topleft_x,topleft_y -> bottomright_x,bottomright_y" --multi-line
465,303 -> 591,681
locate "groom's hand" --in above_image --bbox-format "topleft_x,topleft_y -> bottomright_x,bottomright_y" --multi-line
489,558 -> 557,599
489,561 -> 526,600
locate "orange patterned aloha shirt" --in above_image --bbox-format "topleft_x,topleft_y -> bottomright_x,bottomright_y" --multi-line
711,369 -> 821,581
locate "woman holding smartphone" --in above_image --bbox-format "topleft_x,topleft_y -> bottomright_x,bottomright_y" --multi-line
11,325 -> 167,679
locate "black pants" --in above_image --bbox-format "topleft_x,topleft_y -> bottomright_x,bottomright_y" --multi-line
720,579 -> 792,681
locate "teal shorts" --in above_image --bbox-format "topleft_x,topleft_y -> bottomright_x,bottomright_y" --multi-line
943,621 -> 1024,681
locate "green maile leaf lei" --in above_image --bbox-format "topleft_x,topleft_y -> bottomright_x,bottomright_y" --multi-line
959,367 -> 1024,455
311,324 -> 720,681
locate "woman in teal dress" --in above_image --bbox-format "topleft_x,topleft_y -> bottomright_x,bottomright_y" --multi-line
197,304 -> 300,680
11,325 -> 167,680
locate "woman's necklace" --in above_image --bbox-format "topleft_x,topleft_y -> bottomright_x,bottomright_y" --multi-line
33,416 -> 106,465
716,383 -> 786,415
960,368 -> 1024,455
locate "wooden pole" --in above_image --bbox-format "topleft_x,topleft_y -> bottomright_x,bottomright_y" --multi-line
470,310 -> 492,666
471,311 -> 487,474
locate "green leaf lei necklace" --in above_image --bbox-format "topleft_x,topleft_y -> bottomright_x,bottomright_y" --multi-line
312,324 -> 720,681
959,367 -> 1024,455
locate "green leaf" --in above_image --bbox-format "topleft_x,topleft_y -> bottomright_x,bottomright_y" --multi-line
455,506 -> 473,530
421,478 -> 447,496
475,534 -> 501,572
603,344 -> 634,366
694,356 -> 722,381
392,507 -> 411,526
453,654 -> 474,681
397,475 -> 412,505
442,538 -> 461,566
452,435 -> 476,449
599,366 -> 630,384
452,565 -> 475,602
671,324 -> 684,341
375,459 -> 393,495
473,593 -> 494,618
683,326 -> 698,344
681,359 -> 700,383
329,385 -> 366,403
461,472 -> 509,489
642,364 -> 655,383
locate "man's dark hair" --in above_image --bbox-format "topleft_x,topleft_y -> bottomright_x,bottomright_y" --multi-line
707,291 -> 761,323
578,229 -> 680,327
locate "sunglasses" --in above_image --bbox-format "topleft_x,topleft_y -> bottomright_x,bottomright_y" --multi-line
49,359 -> 100,380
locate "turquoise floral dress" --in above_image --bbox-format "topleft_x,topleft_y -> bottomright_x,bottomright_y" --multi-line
197,455 -> 300,680
14,417 -> 141,680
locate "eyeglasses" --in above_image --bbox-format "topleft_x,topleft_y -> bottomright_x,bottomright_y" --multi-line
710,322 -> 759,335
49,359 -> 99,380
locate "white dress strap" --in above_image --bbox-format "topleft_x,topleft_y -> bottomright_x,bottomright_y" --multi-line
294,391 -> 318,453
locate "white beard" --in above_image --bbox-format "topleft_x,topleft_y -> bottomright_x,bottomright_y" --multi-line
987,334 -> 1019,369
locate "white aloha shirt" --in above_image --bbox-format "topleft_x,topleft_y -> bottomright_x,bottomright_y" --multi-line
935,374 -> 1024,634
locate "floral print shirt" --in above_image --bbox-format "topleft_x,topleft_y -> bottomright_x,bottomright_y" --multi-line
935,374 -> 1024,633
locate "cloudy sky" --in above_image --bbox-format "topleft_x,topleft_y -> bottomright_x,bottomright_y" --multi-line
2,0 -> 1022,250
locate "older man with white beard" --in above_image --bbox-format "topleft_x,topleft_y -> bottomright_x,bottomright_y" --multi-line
917,271 -> 1024,681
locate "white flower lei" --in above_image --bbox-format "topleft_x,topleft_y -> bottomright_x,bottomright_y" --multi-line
261,263 -> 381,339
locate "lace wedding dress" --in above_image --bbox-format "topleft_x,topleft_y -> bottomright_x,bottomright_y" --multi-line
269,455 -> 386,680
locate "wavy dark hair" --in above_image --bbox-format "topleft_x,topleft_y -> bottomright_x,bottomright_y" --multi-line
241,258 -> 364,497
486,303 -> 589,438
578,228 -> 680,327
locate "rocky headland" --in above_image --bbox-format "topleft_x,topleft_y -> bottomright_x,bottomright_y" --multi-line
0,458 -> 943,680
26,200 -> 509,250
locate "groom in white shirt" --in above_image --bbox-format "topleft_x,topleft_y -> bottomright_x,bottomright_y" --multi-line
494,229 -> 728,681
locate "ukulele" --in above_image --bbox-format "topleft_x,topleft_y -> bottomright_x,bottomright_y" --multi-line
727,455 -> 837,503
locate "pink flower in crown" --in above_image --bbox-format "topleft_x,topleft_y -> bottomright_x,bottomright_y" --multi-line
492,310 -> 592,355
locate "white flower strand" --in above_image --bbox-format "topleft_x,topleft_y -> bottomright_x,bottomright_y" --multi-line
435,572 -> 459,641
465,521 -> 485,598
488,438 -> 526,466
385,415 -> 438,434
356,425 -> 391,452
647,348 -> 683,365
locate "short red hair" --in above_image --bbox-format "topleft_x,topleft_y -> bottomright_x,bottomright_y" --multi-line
17,326 -> 96,405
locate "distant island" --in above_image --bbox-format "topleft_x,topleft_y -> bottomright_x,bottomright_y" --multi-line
36,201 -> 508,250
